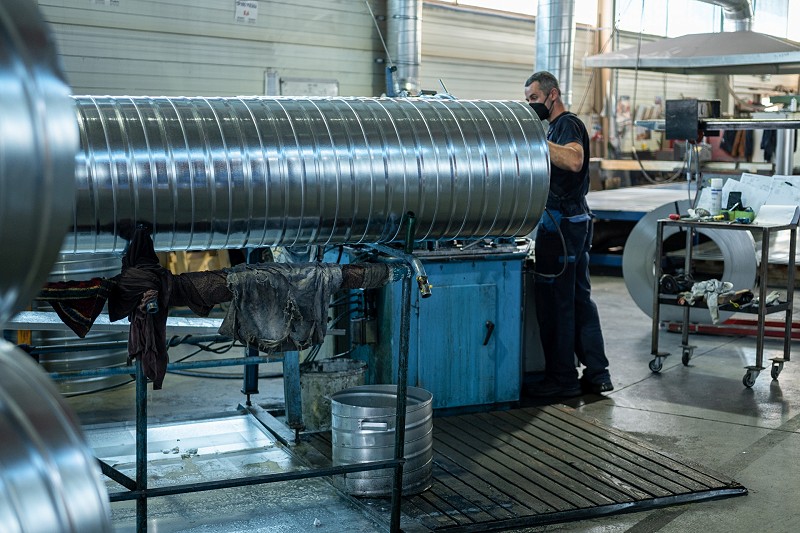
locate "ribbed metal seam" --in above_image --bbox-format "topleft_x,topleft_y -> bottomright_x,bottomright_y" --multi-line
67,96 -> 549,253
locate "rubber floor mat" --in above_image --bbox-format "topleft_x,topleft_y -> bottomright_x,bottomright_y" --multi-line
307,404 -> 746,532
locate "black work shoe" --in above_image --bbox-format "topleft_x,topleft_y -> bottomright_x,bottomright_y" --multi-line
527,380 -> 582,398
580,376 -> 614,394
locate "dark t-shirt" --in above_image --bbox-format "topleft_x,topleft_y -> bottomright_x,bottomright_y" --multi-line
546,112 -> 590,215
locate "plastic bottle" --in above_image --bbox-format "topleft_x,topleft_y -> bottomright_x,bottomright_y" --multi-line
710,178 -> 723,215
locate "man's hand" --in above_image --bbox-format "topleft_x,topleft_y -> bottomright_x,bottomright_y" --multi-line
547,141 -> 583,173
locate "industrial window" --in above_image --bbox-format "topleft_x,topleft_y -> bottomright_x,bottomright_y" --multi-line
437,0 -> 599,26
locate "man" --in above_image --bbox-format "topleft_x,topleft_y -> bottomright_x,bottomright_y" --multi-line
524,71 -> 613,397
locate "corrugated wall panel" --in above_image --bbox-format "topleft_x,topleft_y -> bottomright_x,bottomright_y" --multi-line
421,2 -> 595,127
420,4 -> 535,100
39,0 -> 384,96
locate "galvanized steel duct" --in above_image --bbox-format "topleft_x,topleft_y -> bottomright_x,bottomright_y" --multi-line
387,0 -> 422,95
699,0 -> 753,32
0,0 -> 78,326
0,4 -> 111,532
0,342 -> 112,533
535,0 -> 576,107
66,96 -> 550,254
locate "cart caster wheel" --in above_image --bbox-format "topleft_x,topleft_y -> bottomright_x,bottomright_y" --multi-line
771,362 -> 784,380
681,348 -> 693,366
649,358 -> 663,373
742,370 -> 758,388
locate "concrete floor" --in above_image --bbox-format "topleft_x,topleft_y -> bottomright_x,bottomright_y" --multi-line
64,274 -> 800,532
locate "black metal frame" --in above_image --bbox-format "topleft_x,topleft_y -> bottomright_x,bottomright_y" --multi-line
47,214 -> 422,533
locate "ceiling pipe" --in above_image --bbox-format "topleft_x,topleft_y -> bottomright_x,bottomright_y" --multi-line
698,0 -> 753,32
535,0 -> 576,107
387,0 -> 421,95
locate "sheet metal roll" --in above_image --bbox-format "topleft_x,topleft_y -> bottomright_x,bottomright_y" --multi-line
0,340 -> 111,532
67,96 -> 549,253
622,200 -> 757,323
0,0 -> 77,325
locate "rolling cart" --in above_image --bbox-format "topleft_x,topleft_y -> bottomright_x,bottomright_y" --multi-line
649,218 -> 797,387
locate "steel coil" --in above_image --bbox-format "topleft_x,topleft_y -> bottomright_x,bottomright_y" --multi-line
0,0 -> 78,325
622,200 -> 757,323
0,340 -> 111,532
67,96 -> 549,253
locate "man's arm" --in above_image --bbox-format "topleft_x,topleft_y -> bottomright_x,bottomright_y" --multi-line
547,141 -> 584,173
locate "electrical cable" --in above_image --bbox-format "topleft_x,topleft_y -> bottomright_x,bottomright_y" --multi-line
532,208 -> 568,279
167,369 -> 283,380
62,377 -> 135,397
364,0 -> 395,69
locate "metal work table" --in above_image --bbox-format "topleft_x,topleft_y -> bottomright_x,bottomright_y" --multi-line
649,218 -> 797,387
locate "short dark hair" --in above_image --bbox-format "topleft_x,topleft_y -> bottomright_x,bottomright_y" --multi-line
524,71 -> 560,97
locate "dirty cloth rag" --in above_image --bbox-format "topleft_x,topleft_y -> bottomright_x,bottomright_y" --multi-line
37,277 -> 116,338
680,279 -> 734,324
220,263 -> 343,353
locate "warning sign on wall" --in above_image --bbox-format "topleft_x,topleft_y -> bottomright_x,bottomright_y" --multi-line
234,0 -> 258,25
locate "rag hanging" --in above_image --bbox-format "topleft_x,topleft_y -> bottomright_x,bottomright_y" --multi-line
220,263 -> 343,353
106,228 -> 232,389
36,229 -> 402,387
36,278 -> 116,338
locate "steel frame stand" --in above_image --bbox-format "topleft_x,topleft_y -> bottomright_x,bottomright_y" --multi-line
92,214 -> 422,533
241,248 -> 263,405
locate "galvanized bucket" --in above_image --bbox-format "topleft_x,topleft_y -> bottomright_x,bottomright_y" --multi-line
331,384 -> 433,497
300,358 -> 367,432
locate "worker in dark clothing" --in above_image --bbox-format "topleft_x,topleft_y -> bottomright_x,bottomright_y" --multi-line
524,71 -> 613,397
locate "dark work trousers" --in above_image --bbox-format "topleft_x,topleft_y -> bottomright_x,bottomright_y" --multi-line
534,215 -> 610,386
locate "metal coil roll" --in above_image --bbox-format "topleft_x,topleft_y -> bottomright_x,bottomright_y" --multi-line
0,340 -> 111,533
622,200 -> 758,323
0,0 -> 78,325
67,96 -> 549,253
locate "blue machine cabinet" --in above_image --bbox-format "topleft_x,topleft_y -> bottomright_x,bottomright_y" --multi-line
364,248 -> 525,410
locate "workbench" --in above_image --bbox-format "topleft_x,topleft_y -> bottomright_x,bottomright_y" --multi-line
649,218 -> 797,387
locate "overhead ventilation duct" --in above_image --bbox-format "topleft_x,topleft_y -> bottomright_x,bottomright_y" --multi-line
67,96 -> 551,253
700,0 -> 752,32
535,0 -> 576,107
388,0 -> 422,94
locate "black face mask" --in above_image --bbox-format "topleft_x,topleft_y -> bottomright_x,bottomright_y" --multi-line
530,98 -> 552,121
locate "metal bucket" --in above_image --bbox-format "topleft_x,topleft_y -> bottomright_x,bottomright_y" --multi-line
300,358 -> 367,432
331,384 -> 433,497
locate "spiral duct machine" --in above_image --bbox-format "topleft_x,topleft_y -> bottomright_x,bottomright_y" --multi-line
0,1 -> 553,531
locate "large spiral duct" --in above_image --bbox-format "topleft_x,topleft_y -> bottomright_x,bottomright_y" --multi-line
0,0 -> 78,325
0,2 -> 111,532
0,342 -> 112,533
66,96 -> 550,253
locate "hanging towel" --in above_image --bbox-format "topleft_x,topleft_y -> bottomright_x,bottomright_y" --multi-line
37,278 -> 116,338
220,263 -> 343,353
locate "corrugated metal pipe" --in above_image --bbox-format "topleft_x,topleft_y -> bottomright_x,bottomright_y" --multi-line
67,96 -> 550,254
535,0 -> 576,107
0,0 -> 77,326
387,0 -> 422,95
699,0 -> 753,32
